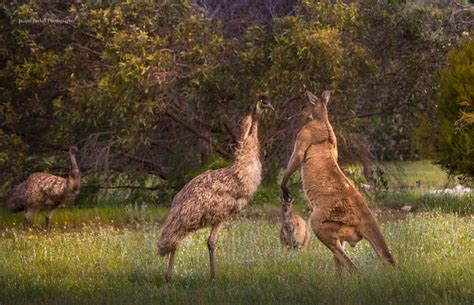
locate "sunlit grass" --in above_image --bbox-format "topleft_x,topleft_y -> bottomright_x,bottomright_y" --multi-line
375,191 -> 474,215
0,214 -> 472,305
0,203 -> 169,229
0,161 -> 473,304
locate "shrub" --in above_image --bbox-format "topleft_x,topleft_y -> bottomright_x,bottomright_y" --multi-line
435,40 -> 474,180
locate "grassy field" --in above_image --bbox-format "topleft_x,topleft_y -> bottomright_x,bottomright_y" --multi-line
0,214 -> 473,305
0,161 -> 473,304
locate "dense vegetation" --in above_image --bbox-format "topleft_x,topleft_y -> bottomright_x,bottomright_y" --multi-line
434,41 -> 474,179
1,0 -> 472,203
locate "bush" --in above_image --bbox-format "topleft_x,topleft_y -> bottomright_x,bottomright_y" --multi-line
435,40 -> 474,180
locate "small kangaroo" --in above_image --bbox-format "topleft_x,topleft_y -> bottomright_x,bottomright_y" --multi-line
279,196 -> 309,249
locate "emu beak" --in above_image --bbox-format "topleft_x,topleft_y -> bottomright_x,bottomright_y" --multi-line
268,103 -> 275,112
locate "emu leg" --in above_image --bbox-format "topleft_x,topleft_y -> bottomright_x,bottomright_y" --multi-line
165,250 -> 176,283
208,223 -> 222,281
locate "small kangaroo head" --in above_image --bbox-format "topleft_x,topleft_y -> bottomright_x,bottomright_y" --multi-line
279,195 -> 294,216
306,90 -> 331,121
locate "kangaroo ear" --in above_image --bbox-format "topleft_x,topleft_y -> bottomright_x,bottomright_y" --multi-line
321,90 -> 331,104
305,90 -> 320,105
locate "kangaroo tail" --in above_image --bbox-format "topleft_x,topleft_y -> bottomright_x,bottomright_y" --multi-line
360,220 -> 396,265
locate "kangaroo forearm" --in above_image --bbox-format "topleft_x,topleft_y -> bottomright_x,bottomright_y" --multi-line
281,151 -> 304,198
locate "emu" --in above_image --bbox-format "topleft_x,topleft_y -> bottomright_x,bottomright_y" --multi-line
158,94 -> 274,281
6,146 -> 81,230
279,196 -> 309,249
281,90 -> 395,272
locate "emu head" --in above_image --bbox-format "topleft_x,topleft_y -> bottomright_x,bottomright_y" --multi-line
240,93 -> 274,140
279,195 -> 294,216
256,93 -> 275,114
306,90 -> 331,121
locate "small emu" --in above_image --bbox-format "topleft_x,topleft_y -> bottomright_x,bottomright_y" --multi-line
158,94 -> 274,281
6,146 -> 81,230
281,90 -> 395,272
279,196 -> 309,249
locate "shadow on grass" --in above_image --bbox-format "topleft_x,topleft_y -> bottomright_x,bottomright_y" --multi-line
1,260 -> 471,305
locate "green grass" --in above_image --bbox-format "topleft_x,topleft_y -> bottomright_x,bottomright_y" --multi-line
0,160 -> 472,304
0,203 -> 170,230
375,191 -> 474,215
0,214 -> 473,305
381,160 -> 454,189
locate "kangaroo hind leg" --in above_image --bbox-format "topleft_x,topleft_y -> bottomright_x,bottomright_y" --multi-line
313,221 -> 357,273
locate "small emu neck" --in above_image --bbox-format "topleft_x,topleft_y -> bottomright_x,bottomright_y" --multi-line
68,152 -> 80,181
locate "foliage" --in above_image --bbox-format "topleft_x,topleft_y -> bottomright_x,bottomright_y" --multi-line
434,40 -> 474,179
0,1 -> 228,183
0,0 -> 471,200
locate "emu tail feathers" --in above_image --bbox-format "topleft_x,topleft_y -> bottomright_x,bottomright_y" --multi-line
158,217 -> 187,256
5,197 -> 25,213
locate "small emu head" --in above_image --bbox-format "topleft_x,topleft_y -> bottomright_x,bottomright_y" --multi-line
69,146 -> 79,155
305,90 -> 332,120
256,93 -> 275,113
279,195 -> 294,216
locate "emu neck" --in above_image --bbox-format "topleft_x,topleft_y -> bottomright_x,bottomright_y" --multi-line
233,106 -> 262,195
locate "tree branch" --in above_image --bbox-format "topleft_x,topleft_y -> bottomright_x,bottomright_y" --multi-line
165,110 -> 231,158
119,153 -> 168,179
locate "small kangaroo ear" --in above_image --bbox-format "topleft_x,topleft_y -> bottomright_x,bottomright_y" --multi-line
279,195 -> 294,205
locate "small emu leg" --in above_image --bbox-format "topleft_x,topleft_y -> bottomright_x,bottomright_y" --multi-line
23,209 -> 35,229
165,250 -> 176,283
208,223 -> 222,281
45,209 -> 55,231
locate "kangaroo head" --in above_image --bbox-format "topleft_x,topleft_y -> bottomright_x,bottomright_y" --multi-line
279,195 -> 294,216
306,90 -> 331,121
